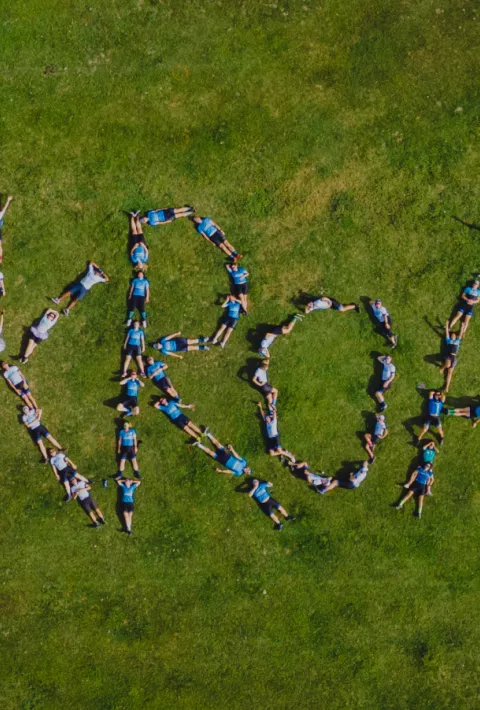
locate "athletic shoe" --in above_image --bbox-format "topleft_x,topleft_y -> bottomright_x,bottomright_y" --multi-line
184,204 -> 196,211
211,339 -> 218,345
391,335 -> 398,349
126,319 -> 132,327
140,372 -> 147,378
439,439 -> 444,447
202,337 -> 210,343
414,510 -> 422,519
354,304 -> 360,313
124,410 -> 132,417
203,426 -> 211,436
232,253 -> 243,263
369,456 -> 375,464
395,504 -> 403,510
426,490 -> 433,496
113,473 -> 122,480
63,308 -> 70,316
20,357 -> 28,364
40,458 -> 48,465
126,529 -> 132,535
293,313 -> 304,321
51,297 -> 60,305
99,518 -> 106,525
94,520 -> 101,528
220,342 -> 226,349
203,345 -> 210,351
192,441 -> 201,448
274,523 -> 283,531
142,321 -> 147,329
129,211 -> 139,217
59,447 -> 67,452
286,515 -> 295,522
380,402 -> 387,412
134,472 -> 142,479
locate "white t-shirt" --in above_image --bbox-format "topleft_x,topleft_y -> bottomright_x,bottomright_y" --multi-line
352,466 -> 369,488
80,264 -> 106,291
37,313 -> 58,335
71,480 -> 89,501
254,367 -> 268,385
50,453 -> 68,471
22,408 -> 40,429
312,298 -> 330,311
0,272 -> 4,281
4,365 -> 23,386
260,333 -> 277,349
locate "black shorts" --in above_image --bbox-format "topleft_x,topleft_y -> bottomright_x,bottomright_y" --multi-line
215,448 -> 230,466
121,501 -> 134,513
223,316 -> 238,330
378,380 -> 392,392
411,481 -> 428,496
132,232 -> 146,245
457,302 -> 474,317
80,496 -> 97,513
376,321 -> 391,337
59,466 -> 76,483
129,295 -> 145,312
259,383 -> 273,396
172,413 -> 189,429
155,375 -> 173,392
30,424 -> 49,442
125,344 -> 142,357
267,435 -> 280,450
120,446 -> 136,461
175,337 -> 188,352
0,287 -> 5,297
123,397 -> 138,410
444,354 -> 458,369
425,414 -> 441,427
207,229 -> 225,246
371,434 -> 380,445
328,297 -> 342,311
260,497 -> 280,515
30,332 -> 43,345
233,283 -> 248,296
163,208 -> 175,222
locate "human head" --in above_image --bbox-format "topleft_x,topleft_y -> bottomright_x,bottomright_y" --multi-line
374,299 -> 382,307
129,369 -> 138,378
384,355 -> 392,364
189,216 -> 201,224
377,414 -> 385,422
244,467 -> 252,476
48,448 -> 56,457
22,405 -> 29,414
230,263 -> 238,271
147,356 -> 154,365
137,271 -> 144,279
424,462 -> 433,471
123,422 -> 131,431
1,361 -> 8,370
450,332 -> 458,341
47,312 -> 56,320
473,280 -> 480,289
261,360 -> 269,370
133,320 -> 140,329
251,478 -> 259,486
433,390 -> 442,399
158,397 -> 168,406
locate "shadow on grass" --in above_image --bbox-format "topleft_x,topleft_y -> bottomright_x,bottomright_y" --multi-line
452,216 -> 480,232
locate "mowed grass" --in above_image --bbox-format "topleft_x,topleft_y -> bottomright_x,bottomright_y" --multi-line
1,0 -> 480,708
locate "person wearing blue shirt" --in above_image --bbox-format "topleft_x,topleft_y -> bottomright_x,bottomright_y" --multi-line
317,461 -> 370,495
0,194 -> 13,265
154,397 -> 202,439
128,213 -> 149,271
192,427 -> 252,477
248,479 -> 294,531
418,390 -> 446,444
395,462 -> 434,519
126,271 -> 150,328
375,354 -> 397,412
153,331 -> 210,358
189,215 -> 242,261
364,414 -> 388,463
211,295 -> 243,348
286,460 -> 333,493
305,296 -> 359,315
116,477 -> 142,534
256,402 -> 295,460
369,298 -> 398,347
145,356 -> 180,400
122,321 -> 146,377
225,263 -> 250,313
115,422 -> 141,479
440,320 -> 461,393
450,279 -> 480,337
447,400 -> 480,427
139,205 -> 194,227
116,371 -> 144,417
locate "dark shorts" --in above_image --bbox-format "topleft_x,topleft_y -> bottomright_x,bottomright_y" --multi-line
376,321 -> 391,337
444,354 -> 458,369
30,424 -> 49,442
267,435 -> 280,450
214,448 -> 230,466
338,480 -> 356,490
175,337 -> 188,352
425,414 -> 441,427
207,229 -> 225,246
457,302 -> 474,317
121,501 -> 134,513
470,407 -> 480,419
163,208 -> 175,222
154,375 -> 173,392
125,344 -> 142,357
233,283 -> 248,296
120,445 -> 136,461
371,434 -> 380,445
129,295 -> 145,311
18,384 -> 31,396
80,496 -> 97,514
411,481 -> 428,496
0,287 -> 4,297
260,497 -> 280,515
223,316 -> 239,330
30,332 -> 43,345
132,232 -> 146,245
378,379 -> 392,392
259,383 -> 273,396
70,282 -> 89,301
172,413 -> 189,429
329,297 -> 342,311
59,466 -> 76,483
123,396 -> 138,410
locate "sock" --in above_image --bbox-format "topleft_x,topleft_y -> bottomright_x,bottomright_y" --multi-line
127,311 -> 134,320
272,396 -> 277,407
141,312 -> 146,321
125,408 -> 132,416
231,250 -> 238,258
447,409 -> 454,415
200,336 -> 208,343
199,345 -> 208,350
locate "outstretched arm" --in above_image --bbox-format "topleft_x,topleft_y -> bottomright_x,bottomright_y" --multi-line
166,352 -> 183,359
178,403 -> 195,410
165,332 -> 181,340
445,320 -> 450,338
257,401 -> 265,419
0,309 -> 3,334
0,195 -> 13,221
227,443 -> 240,459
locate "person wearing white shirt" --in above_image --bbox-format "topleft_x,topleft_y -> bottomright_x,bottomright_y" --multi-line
50,261 -> 110,316
1,361 -> 37,407
20,308 -> 59,363
21,406 -> 64,463
0,271 -> 5,298
252,360 -> 278,408
375,355 -> 397,412
369,298 -> 397,347
317,462 -> 370,494
48,448 -> 89,500
70,477 -> 105,527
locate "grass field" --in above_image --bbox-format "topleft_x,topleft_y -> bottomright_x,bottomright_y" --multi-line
1,1 -> 480,708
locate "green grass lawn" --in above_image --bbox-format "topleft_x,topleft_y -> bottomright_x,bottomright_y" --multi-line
1,1 -> 480,708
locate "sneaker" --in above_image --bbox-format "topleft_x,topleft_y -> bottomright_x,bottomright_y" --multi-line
202,337 -> 210,343
113,473 -> 122,480
94,520 -> 101,528
211,339 -> 218,345
220,342 -> 226,349
293,313 -> 304,321
380,402 -> 387,412
203,345 -> 210,351
41,458 -> 48,465
126,529 -> 132,535
51,297 -> 60,305
20,357 -> 28,364
192,441 -> 201,448
142,321 -> 147,329
125,319 -> 132,327
274,523 -> 283,531
414,510 -> 422,519
391,335 -> 398,349
232,253 -> 243,263
63,308 -> 70,316
99,518 -> 106,525
140,372 -> 147,378
134,472 -> 142,479
395,504 -> 403,510
369,456 -> 375,464
426,490 -> 433,496
129,211 -> 139,217
286,515 -> 295,521
354,304 -> 360,313
439,438 -> 444,447
203,426 -> 211,436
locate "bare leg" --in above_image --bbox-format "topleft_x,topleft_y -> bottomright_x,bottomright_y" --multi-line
416,495 -> 425,517
119,458 -> 126,472
185,421 -> 202,437
417,424 -> 429,441
339,303 -> 357,312
122,355 -> 132,375
220,327 -> 234,347
65,297 -> 79,312
131,459 -> 139,473
23,339 -> 38,359
212,325 -> 226,344
88,510 -> 97,524
277,505 -> 289,518
193,442 -> 217,458
453,407 -> 471,417
36,439 -> 48,459
24,392 -> 38,409
165,385 -> 180,399
135,355 -> 145,375
436,425 -> 444,442
270,512 -> 281,525
46,433 -> 62,449
321,480 -> 340,493
206,431 -> 223,449
460,315 -> 471,337
375,390 -> 385,405
55,291 -> 72,304
445,368 -> 454,393
397,489 -> 414,507
449,311 -> 462,329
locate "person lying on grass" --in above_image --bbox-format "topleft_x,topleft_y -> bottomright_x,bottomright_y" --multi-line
126,271 -> 150,329
449,278 -> 480,338
51,261 -> 110,316
440,320 -> 461,393
116,477 -> 141,535
305,296 -> 359,315
317,461 -> 370,495
0,309 -> 5,353
20,308 -> 59,363
129,213 -> 149,271
0,270 -> 5,299
375,355 -> 396,412
145,356 -> 180,400
153,332 -> 209,358
211,295 -> 242,348
369,298 -> 398,347
71,477 -> 106,527
421,440 -> 439,465
225,262 -> 249,313
252,360 -> 278,409
22,406 -> 64,464
286,460 -> 332,493
122,321 -> 146,377
395,463 -> 434,519
256,402 -> 295,460
248,479 -> 294,531
364,414 -> 388,464
418,390 -> 445,444
115,422 -> 141,480
49,449 -> 89,501
190,215 -> 241,261
116,370 -> 144,417
154,397 -> 202,439
258,314 -> 303,358
139,205 -> 194,226
2,361 -> 37,408
447,402 -> 480,428
192,427 -> 252,476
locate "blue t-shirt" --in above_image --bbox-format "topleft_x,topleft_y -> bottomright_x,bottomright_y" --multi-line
474,405 -> 480,419
372,304 -> 389,322
415,467 -> 432,485
125,378 -> 141,398
120,482 -> 138,503
131,277 -> 149,297
230,267 -> 248,285
159,400 -> 182,420
227,455 -> 247,476
132,245 -> 148,263
119,428 -> 136,447
127,328 -> 144,346
428,398 -> 443,417
197,217 -> 217,237
464,286 -> 480,300
160,338 -> 176,353
252,482 -> 271,503
147,361 -> 166,381
445,336 -> 461,354
226,301 -> 241,320
147,209 -> 166,226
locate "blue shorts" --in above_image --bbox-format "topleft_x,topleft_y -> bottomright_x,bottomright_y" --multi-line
70,283 -> 88,301
457,303 -> 474,317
